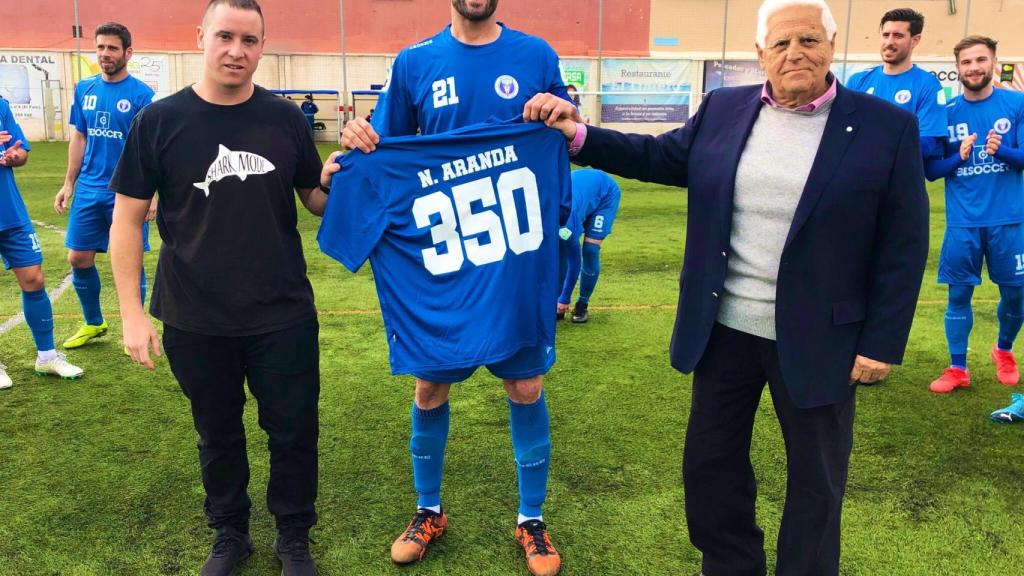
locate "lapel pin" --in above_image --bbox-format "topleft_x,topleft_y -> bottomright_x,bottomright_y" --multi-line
846,126 -> 854,133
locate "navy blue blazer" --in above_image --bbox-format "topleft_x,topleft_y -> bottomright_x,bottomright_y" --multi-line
575,83 -> 929,408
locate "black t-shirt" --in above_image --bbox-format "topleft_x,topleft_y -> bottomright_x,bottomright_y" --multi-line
111,85 -> 323,336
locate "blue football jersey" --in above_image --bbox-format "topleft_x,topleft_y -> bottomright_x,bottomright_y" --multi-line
847,65 -> 947,138
318,120 -> 571,374
69,74 -> 154,195
942,89 -> 1024,227
569,168 -> 621,234
0,98 -> 32,231
372,23 -> 569,137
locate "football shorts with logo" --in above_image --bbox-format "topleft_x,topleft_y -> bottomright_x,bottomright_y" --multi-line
0,222 -> 43,270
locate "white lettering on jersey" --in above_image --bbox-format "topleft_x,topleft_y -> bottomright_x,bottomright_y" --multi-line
440,145 -> 519,181
413,167 -> 542,275
87,111 -> 123,139
193,144 -> 276,196
432,76 -> 460,109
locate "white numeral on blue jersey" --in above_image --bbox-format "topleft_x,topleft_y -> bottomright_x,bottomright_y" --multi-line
82,95 -> 98,111
432,77 -> 460,109
413,167 -> 542,275
948,122 -> 970,142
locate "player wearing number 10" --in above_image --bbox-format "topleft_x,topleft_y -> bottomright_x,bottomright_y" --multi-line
336,1 -> 572,574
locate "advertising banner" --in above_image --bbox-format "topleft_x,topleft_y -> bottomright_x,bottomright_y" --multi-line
559,59 -> 591,91
600,58 -> 691,123
996,63 -> 1024,91
70,52 -> 172,99
0,51 -> 62,120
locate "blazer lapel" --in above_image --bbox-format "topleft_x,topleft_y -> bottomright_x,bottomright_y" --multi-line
784,84 -> 858,250
718,94 -> 763,233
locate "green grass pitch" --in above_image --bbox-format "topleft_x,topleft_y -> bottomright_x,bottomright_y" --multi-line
0,142 -> 1021,575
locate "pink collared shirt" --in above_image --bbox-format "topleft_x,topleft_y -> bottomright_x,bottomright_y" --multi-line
760,74 -> 838,112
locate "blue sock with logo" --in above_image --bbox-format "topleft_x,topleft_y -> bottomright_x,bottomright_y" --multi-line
509,391 -> 551,518
578,242 -> 602,304
22,288 -> 55,352
997,284 -> 1024,351
140,267 -> 148,308
71,266 -> 103,325
410,401 -> 450,509
946,284 -> 974,369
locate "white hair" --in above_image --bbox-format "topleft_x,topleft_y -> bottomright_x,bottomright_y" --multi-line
756,0 -> 838,48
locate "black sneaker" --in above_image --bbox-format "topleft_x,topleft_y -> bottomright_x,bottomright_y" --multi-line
275,531 -> 318,576
201,528 -> 252,576
571,302 -> 589,323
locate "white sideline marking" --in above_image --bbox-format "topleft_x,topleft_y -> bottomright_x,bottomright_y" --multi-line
0,221 -> 74,337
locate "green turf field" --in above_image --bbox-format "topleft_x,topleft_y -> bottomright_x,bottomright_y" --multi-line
0,142 -> 1020,575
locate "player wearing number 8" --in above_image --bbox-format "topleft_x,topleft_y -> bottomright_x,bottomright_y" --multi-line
332,2 -> 573,574
924,36 -> 1024,394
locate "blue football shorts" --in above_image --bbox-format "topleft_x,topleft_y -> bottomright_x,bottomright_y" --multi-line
0,221 -> 43,270
65,191 -> 150,253
582,194 -> 621,241
413,344 -> 556,384
938,223 -> 1024,286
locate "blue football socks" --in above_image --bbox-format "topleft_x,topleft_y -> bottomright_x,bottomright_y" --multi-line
71,265 -> 103,325
578,242 -> 602,304
22,288 -> 55,352
509,391 -> 551,518
945,284 -> 974,369
997,284 -> 1024,351
410,401 -> 450,510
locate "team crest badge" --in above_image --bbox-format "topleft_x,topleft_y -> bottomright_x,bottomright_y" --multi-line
494,75 -> 519,100
117,99 -> 131,113
894,90 -> 912,104
994,117 -> 1012,135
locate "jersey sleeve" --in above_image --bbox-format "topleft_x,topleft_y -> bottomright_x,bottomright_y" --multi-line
845,71 -> 865,92
915,76 -> 949,138
544,46 -> 571,103
110,111 -> 160,199
69,83 -> 86,134
1,103 -> 31,152
371,51 -> 418,137
317,157 -> 389,272
292,111 -> 323,189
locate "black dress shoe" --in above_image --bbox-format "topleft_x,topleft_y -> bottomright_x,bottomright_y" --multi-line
201,528 -> 252,576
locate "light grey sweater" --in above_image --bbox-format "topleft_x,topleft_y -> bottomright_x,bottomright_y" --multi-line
716,100 -> 833,340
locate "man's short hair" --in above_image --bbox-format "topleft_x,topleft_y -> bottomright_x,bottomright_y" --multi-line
566,84 -> 577,92
95,22 -> 131,50
203,0 -> 265,32
954,35 -> 998,59
880,8 -> 925,36
755,0 -> 838,48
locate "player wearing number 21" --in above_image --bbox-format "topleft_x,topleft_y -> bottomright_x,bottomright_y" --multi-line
325,1 -> 576,575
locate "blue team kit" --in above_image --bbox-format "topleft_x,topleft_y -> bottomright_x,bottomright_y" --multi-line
939,88 -> 1024,285
846,64 -> 948,138
0,98 -> 40,269
318,120 -> 571,378
67,74 -> 153,251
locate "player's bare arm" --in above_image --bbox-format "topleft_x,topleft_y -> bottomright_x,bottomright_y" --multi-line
110,194 -> 161,369
56,129 -> 86,215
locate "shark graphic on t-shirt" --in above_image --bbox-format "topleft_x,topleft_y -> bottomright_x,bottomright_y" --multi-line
194,144 -> 276,196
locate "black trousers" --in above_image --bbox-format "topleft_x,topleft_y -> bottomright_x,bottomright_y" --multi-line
163,318 -> 320,534
684,323 -> 855,576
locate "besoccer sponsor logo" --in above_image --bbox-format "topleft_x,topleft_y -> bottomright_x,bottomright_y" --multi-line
957,146 -> 1009,176
994,117 -> 1012,135
494,75 -> 519,100
87,111 -> 124,139
116,99 -> 131,113
894,90 -> 912,104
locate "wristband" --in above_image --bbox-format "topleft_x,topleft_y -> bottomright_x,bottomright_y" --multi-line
318,182 -> 331,195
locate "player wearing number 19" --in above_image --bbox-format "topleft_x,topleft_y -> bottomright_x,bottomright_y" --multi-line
925,36 -> 1024,394
337,1 -> 572,574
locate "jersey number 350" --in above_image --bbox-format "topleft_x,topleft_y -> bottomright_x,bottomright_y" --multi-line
413,167 -> 543,275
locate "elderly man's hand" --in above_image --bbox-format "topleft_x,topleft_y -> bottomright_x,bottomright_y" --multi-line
849,355 -> 891,385
523,93 -> 580,140
342,116 -> 379,153
959,133 -> 978,161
